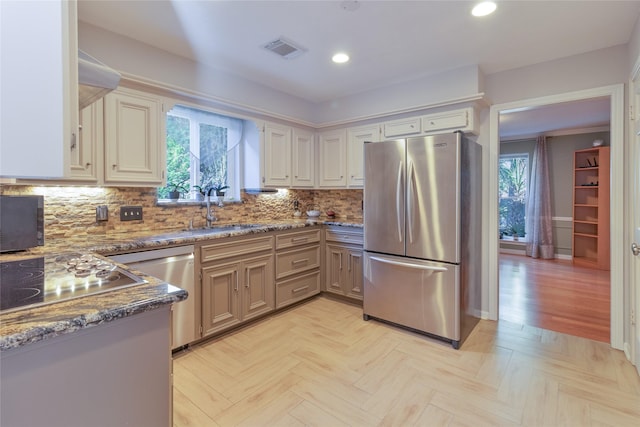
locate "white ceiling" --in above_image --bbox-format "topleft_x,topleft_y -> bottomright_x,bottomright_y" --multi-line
78,0 -> 638,136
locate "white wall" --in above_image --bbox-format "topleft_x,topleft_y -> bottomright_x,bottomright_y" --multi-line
629,15 -> 640,73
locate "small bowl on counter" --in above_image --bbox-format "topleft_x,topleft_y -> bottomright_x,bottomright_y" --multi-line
306,210 -> 321,218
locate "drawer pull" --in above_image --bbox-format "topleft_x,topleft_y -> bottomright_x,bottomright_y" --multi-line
291,258 -> 309,265
291,237 -> 308,243
292,286 -> 309,293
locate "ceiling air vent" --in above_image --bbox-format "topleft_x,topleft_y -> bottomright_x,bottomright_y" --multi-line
262,37 -> 306,60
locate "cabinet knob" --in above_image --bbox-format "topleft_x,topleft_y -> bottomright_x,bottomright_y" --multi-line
85,162 -> 91,168
112,164 -> 117,169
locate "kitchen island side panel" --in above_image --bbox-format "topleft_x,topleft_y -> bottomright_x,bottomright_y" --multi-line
1,306 -> 172,427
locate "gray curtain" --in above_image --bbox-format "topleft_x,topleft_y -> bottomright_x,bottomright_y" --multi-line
526,136 -> 555,259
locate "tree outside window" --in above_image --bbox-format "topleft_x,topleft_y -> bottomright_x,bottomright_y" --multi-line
160,105 -> 241,200
499,154 -> 528,238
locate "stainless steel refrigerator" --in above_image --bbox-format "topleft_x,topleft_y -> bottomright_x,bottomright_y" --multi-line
363,131 -> 482,349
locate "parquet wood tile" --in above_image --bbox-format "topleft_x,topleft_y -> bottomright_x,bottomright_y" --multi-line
173,297 -> 640,427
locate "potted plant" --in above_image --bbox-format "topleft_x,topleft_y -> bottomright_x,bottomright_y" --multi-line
167,180 -> 189,201
193,185 -> 207,201
211,182 -> 230,197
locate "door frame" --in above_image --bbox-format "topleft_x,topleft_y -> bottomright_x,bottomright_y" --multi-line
630,59 -> 640,371
488,84 -> 625,350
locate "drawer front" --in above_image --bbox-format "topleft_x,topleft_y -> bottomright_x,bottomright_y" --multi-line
275,228 -> 321,250
383,117 -> 421,138
325,228 -> 364,245
275,245 -> 321,279
200,235 -> 274,263
276,270 -> 320,308
422,110 -> 468,132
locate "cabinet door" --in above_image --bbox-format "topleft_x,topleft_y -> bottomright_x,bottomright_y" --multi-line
242,254 -> 275,321
104,88 -> 165,185
292,128 -> 315,187
201,262 -> 242,336
0,0 -> 77,178
346,247 -> 363,300
68,100 -> 101,181
348,125 -> 379,188
318,130 -> 347,187
325,244 -> 345,295
264,123 -> 292,187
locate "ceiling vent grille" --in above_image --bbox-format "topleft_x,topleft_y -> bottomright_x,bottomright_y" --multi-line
263,37 -> 306,60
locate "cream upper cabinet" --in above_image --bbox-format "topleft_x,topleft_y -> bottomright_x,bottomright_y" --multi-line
318,129 -> 347,187
68,100 -> 102,182
383,117 -> 421,138
347,125 -> 380,188
104,87 -> 166,185
0,0 -> 78,178
291,128 -> 315,188
263,123 -> 292,187
421,107 -> 477,135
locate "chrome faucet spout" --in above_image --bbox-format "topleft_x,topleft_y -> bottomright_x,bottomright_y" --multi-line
204,195 -> 217,228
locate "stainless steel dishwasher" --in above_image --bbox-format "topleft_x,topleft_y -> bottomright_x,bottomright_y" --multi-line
110,245 -> 195,350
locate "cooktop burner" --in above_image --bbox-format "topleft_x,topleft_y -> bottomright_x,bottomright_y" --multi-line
0,253 -> 147,314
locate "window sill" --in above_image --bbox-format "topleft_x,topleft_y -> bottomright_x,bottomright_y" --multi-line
499,237 -> 528,245
156,199 -> 241,207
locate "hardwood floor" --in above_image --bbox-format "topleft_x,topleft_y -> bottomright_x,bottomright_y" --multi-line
499,254 -> 610,343
173,297 -> 639,427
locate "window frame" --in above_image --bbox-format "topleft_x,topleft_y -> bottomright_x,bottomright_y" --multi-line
162,104 -> 242,202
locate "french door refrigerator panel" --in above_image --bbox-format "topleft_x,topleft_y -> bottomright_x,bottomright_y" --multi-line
363,138 -> 405,256
406,134 -> 461,263
363,253 -> 460,341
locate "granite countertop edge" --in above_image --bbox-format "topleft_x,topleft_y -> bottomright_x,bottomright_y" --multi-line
0,219 -> 361,351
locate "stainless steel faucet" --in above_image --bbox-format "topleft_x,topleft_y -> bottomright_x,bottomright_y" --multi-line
204,189 -> 217,228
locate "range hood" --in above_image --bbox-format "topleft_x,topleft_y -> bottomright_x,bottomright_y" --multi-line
78,50 -> 121,109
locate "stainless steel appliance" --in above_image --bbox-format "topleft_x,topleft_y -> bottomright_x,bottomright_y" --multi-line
0,253 -> 146,313
0,195 -> 44,252
363,131 -> 482,349
109,246 -> 195,350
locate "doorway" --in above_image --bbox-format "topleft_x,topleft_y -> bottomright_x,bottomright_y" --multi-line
488,84 -> 625,350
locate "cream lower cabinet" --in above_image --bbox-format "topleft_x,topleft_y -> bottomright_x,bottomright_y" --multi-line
200,235 -> 275,337
324,227 -> 364,300
275,228 -> 321,308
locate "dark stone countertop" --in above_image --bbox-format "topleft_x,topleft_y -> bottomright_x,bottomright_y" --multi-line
0,219 -> 362,351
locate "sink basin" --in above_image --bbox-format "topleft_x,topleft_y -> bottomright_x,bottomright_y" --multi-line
182,224 -> 264,235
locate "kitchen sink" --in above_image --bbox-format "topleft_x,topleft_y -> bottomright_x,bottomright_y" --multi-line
182,224 -> 264,235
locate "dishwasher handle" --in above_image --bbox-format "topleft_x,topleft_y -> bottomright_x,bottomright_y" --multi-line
109,245 -> 195,264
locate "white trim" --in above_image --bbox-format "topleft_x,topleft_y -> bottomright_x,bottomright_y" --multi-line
552,216 -> 572,222
499,248 -> 526,256
489,84 -> 625,350
555,254 -> 572,261
120,73 -> 487,130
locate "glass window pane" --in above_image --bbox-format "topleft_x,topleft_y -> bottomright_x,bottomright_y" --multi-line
499,154 -> 528,238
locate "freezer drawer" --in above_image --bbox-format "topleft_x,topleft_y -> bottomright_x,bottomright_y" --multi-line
363,252 -> 459,344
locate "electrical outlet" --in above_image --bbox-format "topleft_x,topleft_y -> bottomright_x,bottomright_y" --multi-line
120,206 -> 143,221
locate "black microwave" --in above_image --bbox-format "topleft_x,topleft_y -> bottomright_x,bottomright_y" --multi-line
0,195 -> 44,252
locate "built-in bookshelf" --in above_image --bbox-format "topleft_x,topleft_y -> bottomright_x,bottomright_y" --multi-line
572,146 -> 610,270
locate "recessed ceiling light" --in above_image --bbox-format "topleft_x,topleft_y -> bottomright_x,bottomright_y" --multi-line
332,53 -> 350,64
472,1 -> 497,17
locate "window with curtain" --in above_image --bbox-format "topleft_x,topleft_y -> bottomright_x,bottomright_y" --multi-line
499,153 -> 528,238
160,105 -> 242,200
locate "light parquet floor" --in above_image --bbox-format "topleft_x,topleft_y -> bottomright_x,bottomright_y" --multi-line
173,297 -> 640,427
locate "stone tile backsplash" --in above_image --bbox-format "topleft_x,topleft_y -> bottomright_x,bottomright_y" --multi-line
0,186 -> 362,240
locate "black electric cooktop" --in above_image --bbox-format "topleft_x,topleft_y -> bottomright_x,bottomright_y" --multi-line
0,253 -> 147,314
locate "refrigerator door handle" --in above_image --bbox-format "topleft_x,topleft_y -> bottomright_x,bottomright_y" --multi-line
407,160 -> 416,244
369,256 -> 448,272
395,161 -> 404,243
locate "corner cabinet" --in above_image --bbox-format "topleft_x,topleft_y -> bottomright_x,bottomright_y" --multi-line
324,227 -> 364,300
0,0 -> 78,178
572,146 -> 610,270
103,88 -> 166,185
